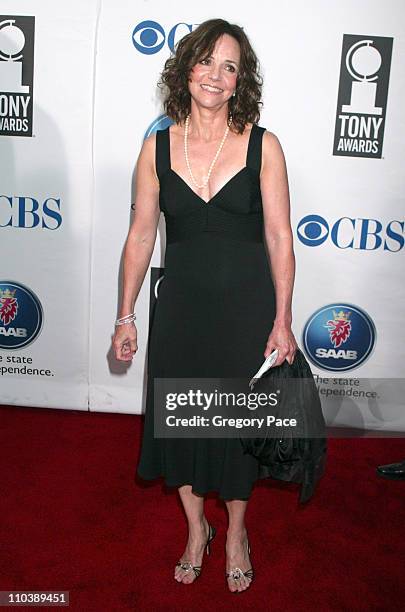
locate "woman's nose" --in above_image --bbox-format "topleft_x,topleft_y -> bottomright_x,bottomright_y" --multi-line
208,66 -> 221,80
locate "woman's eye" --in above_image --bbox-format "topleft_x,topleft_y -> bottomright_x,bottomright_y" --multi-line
200,58 -> 210,65
226,65 -> 236,72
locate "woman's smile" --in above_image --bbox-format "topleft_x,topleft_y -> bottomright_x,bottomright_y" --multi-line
200,83 -> 224,94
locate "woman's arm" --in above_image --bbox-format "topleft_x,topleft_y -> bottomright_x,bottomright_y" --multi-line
260,130 -> 298,364
113,133 -> 160,361
119,133 -> 161,319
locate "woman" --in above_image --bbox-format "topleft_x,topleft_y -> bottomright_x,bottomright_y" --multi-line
113,19 -> 298,593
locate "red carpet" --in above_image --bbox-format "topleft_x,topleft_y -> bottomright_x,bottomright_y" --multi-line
0,405 -> 404,611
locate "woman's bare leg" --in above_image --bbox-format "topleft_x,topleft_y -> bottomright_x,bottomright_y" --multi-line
225,499 -> 252,592
174,485 -> 210,584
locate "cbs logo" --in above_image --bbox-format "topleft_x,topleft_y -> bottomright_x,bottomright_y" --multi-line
132,20 -> 198,55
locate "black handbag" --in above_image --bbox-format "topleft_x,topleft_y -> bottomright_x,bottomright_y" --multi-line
240,347 -> 327,503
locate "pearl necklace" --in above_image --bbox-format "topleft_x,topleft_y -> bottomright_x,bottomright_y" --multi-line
184,114 -> 231,191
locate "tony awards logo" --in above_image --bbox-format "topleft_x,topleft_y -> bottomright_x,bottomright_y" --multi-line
341,40 -> 382,116
0,15 -> 35,136
333,34 -> 393,159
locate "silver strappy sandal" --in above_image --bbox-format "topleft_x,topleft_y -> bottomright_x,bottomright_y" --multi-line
226,539 -> 254,591
175,524 -> 217,581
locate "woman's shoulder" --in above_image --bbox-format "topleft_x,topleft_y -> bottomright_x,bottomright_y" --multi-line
252,123 -> 279,142
259,127 -> 285,162
137,131 -> 157,166
246,123 -> 283,156
257,129 -> 287,177
246,122 -> 280,144
141,127 -> 171,160
143,130 -> 158,147
135,131 -> 161,182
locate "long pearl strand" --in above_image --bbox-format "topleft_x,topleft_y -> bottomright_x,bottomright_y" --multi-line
184,114 -> 231,191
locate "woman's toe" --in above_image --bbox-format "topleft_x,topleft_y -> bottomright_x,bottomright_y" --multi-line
175,566 -> 186,581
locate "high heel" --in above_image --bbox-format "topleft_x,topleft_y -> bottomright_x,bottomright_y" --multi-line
175,523 -> 217,581
225,538 -> 254,592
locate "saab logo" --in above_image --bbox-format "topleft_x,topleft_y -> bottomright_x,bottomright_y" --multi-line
303,303 -> 376,371
0,281 -> 43,349
0,16 -> 35,136
297,214 -> 404,252
333,35 -> 393,158
132,21 -> 197,54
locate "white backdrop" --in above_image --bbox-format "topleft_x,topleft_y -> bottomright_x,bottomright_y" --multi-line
0,0 -> 98,409
1,0 -> 404,431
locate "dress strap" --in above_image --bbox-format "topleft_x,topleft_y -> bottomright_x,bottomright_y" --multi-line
155,127 -> 171,180
246,123 -> 266,173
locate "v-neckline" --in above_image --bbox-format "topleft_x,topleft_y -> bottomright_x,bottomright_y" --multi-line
169,167 -> 249,205
167,124 -> 254,205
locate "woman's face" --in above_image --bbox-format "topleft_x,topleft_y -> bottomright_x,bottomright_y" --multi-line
188,34 -> 240,111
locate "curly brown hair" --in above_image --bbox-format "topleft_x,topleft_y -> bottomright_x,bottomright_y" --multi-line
158,19 -> 263,134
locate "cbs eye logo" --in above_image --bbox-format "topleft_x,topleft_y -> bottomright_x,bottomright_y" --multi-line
132,20 -> 197,55
297,215 -> 329,247
296,214 -> 404,252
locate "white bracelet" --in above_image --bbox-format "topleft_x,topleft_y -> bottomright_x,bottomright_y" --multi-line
115,313 -> 136,326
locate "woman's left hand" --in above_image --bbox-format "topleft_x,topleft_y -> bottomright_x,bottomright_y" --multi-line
264,321 -> 299,366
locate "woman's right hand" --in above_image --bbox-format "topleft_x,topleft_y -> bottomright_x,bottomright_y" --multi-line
113,322 -> 138,361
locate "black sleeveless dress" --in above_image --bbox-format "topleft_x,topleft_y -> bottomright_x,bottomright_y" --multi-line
136,123 -> 276,500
